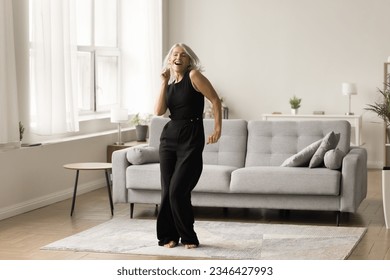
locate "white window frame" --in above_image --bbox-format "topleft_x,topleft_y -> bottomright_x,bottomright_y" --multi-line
77,47 -> 121,116
76,0 -> 121,118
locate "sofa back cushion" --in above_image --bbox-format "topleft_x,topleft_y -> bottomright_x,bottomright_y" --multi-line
148,117 -> 248,168
245,120 -> 351,167
203,119 -> 247,167
148,117 -> 169,149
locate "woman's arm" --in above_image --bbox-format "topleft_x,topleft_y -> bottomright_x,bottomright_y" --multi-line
154,69 -> 170,116
190,70 -> 222,144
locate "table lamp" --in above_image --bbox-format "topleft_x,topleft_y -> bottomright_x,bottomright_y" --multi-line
342,82 -> 357,115
110,108 -> 128,145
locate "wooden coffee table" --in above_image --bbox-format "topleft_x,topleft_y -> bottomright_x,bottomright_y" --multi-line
63,162 -> 114,216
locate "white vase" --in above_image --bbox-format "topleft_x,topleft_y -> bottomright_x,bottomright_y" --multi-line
291,108 -> 298,115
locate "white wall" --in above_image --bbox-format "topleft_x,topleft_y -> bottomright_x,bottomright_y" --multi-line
167,0 -> 390,168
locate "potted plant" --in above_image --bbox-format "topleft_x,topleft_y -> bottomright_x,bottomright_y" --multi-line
289,95 -> 302,115
365,83 -> 390,140
130,113 -> 152,141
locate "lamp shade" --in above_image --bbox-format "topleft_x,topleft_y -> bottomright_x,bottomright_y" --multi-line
110,108 -> 128,123
342,82 -> 357,96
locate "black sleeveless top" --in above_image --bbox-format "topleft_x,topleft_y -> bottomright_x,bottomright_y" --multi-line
166,71 -> 204,120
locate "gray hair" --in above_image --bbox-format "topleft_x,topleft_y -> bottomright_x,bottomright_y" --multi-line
162,43 -> 204,73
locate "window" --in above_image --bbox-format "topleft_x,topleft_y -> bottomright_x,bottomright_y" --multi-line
29,0 -> 162,135
76,0 -> 120,115
29,0 -> 120,136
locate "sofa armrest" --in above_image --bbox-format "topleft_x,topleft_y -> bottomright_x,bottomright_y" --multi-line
112,148 -> 132,203
112,144 -> 157,203
340,147 -> 368,212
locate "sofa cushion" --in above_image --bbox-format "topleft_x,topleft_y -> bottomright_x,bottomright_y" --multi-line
126,163 -> 235,193
246,121 -> 350,167
127,163 -> 161,190
324,148 -> 346,170
281,139 -> 322,167
195,165 -> 237,192
309,131 -> 340,168
230,166 -> 341,196
148,117 -> 169,149
149,118 -> 248,168
203,119 -> 248,168
126,146 -> 159,165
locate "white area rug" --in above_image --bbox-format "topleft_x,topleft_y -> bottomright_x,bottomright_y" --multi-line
42,218 -> 366,259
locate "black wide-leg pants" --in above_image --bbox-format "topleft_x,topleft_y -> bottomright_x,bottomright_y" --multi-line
157,119 -> 204,246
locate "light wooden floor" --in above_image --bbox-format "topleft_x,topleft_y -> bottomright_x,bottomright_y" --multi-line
0,169 -> 389,260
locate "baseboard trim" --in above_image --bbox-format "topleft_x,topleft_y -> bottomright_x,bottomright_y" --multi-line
0,179 -> 105,221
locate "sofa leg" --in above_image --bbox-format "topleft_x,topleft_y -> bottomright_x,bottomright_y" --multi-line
223,207 -> 228,216
130,203 -> 134,219
155,204 -> 159,216
336,211 -> 341,226
280,209 -> 290,218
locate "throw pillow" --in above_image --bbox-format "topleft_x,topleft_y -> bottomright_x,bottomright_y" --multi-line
281,139 -> 322,167
309,131 -> 340,168
324,148 -> 346,170
126,146 -> 159,165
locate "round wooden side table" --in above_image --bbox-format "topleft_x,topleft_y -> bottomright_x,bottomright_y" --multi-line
63,162 -> 114,216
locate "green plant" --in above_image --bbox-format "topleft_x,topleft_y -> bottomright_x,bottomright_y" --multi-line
365,83 -> 390,126
130,113 -> 152,126
289,95 -> 302,109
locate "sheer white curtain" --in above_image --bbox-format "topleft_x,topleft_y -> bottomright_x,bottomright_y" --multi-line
121,0 -> 162,114
30,0 -> 79,135
0,0 -> 19,146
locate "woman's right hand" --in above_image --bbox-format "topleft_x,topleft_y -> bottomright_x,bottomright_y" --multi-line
161,67 -> 170,83
155,67 -> 170,116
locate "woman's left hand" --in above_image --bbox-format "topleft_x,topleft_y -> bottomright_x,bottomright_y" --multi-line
207,130 -> 221,144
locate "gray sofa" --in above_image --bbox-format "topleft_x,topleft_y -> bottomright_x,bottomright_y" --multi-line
112,117 -> 367,225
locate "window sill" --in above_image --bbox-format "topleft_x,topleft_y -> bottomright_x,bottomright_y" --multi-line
0,127 -> 134,153
38,127 -> 134,145
78,112 -> 111,122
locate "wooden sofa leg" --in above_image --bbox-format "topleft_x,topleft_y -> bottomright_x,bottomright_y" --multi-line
130,203 -> 134,219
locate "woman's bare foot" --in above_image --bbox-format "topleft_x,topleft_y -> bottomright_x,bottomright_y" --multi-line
184,244 -> 198,249
163,241 -> 177,248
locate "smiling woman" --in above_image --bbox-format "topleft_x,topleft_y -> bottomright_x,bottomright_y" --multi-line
161,43 -> 204,84
154,43 -> 222,249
